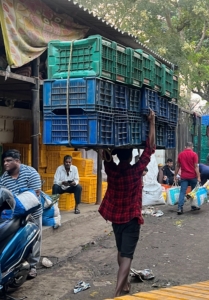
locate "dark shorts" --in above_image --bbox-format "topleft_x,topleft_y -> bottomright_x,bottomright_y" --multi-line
112,218 -> 140,259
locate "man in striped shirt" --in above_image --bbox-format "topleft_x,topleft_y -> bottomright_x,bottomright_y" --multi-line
0,149 -> 42,279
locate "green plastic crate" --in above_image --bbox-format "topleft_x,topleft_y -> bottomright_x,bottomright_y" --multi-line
193,136 -> 198,145
190,125 -> 198,136
47,35 -> 117,80
172,75 -> 178,100
136,50 -> 155,88
201,125 -> 207,135
154,59 -> 163,92
161,65 -> 173,98
116,44 -> 129,84
127,48 -> 143,87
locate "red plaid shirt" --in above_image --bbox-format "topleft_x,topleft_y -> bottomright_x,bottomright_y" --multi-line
99,139 -> 155,224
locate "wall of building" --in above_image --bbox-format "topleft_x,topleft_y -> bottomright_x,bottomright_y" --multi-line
0,106 -> 31,144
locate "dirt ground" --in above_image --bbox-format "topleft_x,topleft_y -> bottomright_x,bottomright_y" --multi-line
7,202 -> 209,300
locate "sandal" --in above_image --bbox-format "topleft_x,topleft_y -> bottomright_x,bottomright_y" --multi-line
74,208 -> 80,214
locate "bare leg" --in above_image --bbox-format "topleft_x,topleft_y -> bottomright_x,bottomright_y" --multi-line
117,252 -> 130,292
114,253 -> 132,297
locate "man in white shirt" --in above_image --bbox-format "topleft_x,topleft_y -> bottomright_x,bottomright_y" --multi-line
52,155 -> 82,214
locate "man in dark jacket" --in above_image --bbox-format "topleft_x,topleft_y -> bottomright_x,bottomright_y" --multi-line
199,163 -> 209,185
162,158 -> 174,185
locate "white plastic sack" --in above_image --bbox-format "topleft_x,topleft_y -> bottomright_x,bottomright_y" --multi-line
190,187 -> 208,207
143,154 -> 159,184
142,154 -> 165,206
142,183 -> 165,206
166,186 -> 180,205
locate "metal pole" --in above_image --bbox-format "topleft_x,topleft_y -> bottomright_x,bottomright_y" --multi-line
31,57 -> 40,171
96,149 -> 102,205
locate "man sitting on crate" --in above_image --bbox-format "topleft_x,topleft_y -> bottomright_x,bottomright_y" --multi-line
52,155 -> 82,214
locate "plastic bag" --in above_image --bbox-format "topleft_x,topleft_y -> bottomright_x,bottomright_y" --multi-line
42,203 -> 60,218
187,185 -> 208,207
166,185 -> 180,205
42,214 -> 61,227
142,183 -> 165,206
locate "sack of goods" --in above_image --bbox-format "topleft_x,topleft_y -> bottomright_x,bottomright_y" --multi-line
186,185 -> 208,207
40,191 -> 61,228
166,185 -> 180,205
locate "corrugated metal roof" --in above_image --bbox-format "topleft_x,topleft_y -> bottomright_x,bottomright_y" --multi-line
43,0 -> 176,69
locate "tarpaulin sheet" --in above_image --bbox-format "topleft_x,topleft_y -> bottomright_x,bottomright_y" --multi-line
0,0 -> 89,67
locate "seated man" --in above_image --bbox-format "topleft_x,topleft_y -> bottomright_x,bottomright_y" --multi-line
52,155 -> 82,214
162,158 -> 174,185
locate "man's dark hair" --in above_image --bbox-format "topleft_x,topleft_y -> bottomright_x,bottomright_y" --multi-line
63,155 -> 72,162
112,148 -> 133,161
2,149 -> 21,160
167,158 -> 173,163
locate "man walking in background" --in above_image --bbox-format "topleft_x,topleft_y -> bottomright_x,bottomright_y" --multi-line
175,142 -> 201,215
99,109 -> 155,297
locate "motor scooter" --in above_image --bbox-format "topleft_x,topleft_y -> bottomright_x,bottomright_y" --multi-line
0,187 -> 41,300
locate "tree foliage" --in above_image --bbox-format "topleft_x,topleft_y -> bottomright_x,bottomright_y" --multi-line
78,0 -> 209,107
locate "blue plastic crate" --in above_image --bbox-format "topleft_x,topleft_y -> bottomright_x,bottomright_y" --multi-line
141,87 -> 158,115
43,78 -> 114,112
168,102 -> 178,124
128,88 -> 141,113
114,84 -> 129,113
114,115 -> 129,146
142,118 -> 166,147
128,115 -> 142,146
158,96 -> 169,120
166,125 -> 176,148
43,112 -> 114,147
156,122 -> 167,147
141,117 -> 149,141
202,115 -> 209,125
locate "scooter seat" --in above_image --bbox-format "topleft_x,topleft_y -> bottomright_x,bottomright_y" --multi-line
0,218 -> 21,243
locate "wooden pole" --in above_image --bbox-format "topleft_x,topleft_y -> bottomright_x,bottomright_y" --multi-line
96,149 -> 102,205
31,57 -> 40,171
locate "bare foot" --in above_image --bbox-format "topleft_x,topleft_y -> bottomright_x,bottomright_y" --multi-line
123,282 -> 131,293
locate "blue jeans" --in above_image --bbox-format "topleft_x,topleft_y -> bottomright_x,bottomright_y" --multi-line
178,178 -> 197,210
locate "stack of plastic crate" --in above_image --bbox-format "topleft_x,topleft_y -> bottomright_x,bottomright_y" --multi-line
195,116 -> 209,164
44,34 -> 179,149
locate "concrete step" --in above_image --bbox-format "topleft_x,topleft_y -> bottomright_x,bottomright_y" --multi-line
42,203 -> 101,240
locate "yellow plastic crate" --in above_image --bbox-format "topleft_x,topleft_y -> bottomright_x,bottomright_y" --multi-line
80,176 -> 97,204
73,158 -> 94,176
45,189 -> 52,195
58,193 -> 75,211
39,144 -> 47,167
41,174 -> 54,192
46,146 -> 75,151
2,143 -> 31,166
102,181 -> 108,199
46,151 -> 82,173
13,120 -> 43,145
